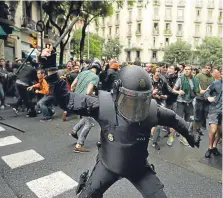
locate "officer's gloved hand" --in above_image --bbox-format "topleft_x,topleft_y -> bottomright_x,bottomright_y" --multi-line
186,121 -> 201,148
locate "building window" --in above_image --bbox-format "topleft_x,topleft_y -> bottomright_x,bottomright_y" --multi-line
194,39 -> 199,48
206,25 -> 212,35
115,26 -> 119,34
153,37 -> 156,47
127,51 -> 131,61
116,13 -> 119,21
138,9 -> 142,17
178,24 -> 182,32
195,24 -> 200,33
154,22 -> 158,29
102,18 -> 105,25
165,38 -> 169,46
165,23 -> 170,30
220,11 -> 222,18
152,51 -> 157,58
177,9 -> 184,19
128,24 -> 131,32
109,27 -> 112,35
208,10 -> 212,19
218,26 -> 222,37
154,7 -> 159,17
165,8 -> 172,18
129,10 -> 132,21
128,39 -> 131,47
136,51 -> 140,59
102,28 -> 105,36
196,10 -> 200,17
137,23 -> 141,33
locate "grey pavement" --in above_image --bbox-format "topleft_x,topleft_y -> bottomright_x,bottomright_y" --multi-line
0,105 -> 222,198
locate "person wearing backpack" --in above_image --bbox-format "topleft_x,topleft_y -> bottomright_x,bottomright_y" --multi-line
173,65 -> 206,146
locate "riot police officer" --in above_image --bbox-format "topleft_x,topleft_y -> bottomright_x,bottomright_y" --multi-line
46,66 -> 200,198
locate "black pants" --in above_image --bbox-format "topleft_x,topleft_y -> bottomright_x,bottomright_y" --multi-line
15,83 -> 32,110
78,160 -> 167,198
176,102 -> 193,122
194,99 -> 209,129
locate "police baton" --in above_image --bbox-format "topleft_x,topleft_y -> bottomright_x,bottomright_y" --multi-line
53,15 -> 79,48
15,48 -> 36,75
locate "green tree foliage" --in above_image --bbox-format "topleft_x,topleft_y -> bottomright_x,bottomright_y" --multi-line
102,39 -> 122,59
163,40 -> 192,64
42,1 -> 83,64
197,37 -> 222,67
79,1 -> 113,59
72,29 -> 103,59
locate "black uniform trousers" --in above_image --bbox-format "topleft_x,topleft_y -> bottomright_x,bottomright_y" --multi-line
78,160 -> 167,198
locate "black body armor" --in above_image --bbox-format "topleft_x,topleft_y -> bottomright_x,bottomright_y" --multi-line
98,91 -> 158,176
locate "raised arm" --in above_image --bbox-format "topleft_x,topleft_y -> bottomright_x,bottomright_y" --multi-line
157,105 -> 199,148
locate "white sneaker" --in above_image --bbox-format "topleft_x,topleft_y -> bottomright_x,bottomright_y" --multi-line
179,136 -> 189,146
0,105 -> 5,110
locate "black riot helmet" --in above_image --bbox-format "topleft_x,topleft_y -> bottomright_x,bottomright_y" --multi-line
112,66 -> 153,122
88,58 -> 102,75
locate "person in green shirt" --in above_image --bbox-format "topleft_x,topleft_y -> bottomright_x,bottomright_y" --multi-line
69,59 -> 100,153
194,64 -> 214,135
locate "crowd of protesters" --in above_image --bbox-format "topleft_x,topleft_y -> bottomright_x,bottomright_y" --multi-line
0,48 -> 222,157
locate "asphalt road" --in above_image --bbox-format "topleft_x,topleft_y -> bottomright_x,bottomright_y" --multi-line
0,106 -> 222,198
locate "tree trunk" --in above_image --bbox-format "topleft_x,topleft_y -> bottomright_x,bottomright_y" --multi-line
79,24 -> 87,60
60,42 -> 65,65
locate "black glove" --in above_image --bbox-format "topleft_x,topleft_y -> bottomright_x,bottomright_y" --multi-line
186,122 -> 201,148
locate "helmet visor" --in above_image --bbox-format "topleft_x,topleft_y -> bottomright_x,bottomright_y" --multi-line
117,87 -> 152,122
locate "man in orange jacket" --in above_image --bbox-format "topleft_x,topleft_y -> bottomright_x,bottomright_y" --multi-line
27,69 -> 55,122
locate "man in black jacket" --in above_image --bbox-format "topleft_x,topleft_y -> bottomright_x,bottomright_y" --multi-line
13,63 -> 37,117
46,66 -> 200,198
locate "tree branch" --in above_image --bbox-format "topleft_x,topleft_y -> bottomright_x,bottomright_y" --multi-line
61,2 -> 74,33
49,13 -> 62,34
64,29 -> 72,46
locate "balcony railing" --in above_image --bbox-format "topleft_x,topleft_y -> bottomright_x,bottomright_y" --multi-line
115,33 -> 119,38
195,0 -> 203,8
207,1 -> 215,9
194,17 -> 202,23
218,17 -> 223,24
127,32 -> 132,37
194,33 -> 201,37
177,16 -> 184,22
21,16 -> 37,32
153,0 -> 160,6
177,0 -> 186,7
136,30 -> 142,36
152,28 -> 159,35
164,29 -> 172,35
176,31 -> 183,37
206,32 -> 212,37
165,0 -> 173,6
151,57 -> 158,63
164,15 -> 172,21
107,21 -> 112,26
153,15 -> 160,20
206,18 -> 213,24
219,1 -> 223,9
127,18 -> 132,23
137,16 -> 142,21
115,20 -> 120,26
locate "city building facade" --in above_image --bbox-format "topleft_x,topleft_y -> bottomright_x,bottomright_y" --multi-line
0,1 -> 75,64
93,0 -> 223,63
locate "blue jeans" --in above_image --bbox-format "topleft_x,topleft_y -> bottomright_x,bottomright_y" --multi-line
37,95 -> 54,119
73,117 -> 94,145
